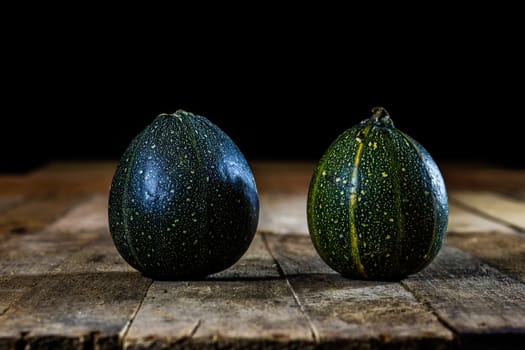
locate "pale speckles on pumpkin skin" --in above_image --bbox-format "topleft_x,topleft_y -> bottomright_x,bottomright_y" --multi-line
108,110 -> 258,280
308,113 -> 447,280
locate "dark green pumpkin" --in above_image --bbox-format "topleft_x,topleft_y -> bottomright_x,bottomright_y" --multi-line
307,107 -> 448,280
108,110 -> 259,280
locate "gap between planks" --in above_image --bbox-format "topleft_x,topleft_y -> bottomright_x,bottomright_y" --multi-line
0,194 -> 152,350
123,234 -> 314,349
261,233 -> 320,344
118,278 -> 154,349
450,191 -> 525,233
1,176 -> 522,345
109,189 -> 522,348
263,233 -> 454,348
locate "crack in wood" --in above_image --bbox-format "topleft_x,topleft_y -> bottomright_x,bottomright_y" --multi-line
189,319 -> 202,338
402,245 -> 525,350
261,233 -> 319,344
450,194 -> 525,234
119,278 -> 154,347
2,163 -> 525,349
400,280 -> 460,347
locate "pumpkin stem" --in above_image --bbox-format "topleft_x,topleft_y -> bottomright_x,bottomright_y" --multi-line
371,107 -> 389,121
370,107 -> 394,128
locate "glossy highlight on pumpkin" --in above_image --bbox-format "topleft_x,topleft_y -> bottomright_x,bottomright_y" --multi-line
108,110 -> 259,280
307,107 -> 448,280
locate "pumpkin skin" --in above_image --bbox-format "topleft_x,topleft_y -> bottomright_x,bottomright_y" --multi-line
307,107 -> 448,280
108,110 -> 259,280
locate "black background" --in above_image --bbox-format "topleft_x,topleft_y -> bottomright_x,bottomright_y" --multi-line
2,8 -> 523,172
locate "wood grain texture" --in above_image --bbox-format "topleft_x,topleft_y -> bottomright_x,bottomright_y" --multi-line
0,161 -> 116,196
0,195 -> 106,276
446,232 -> 525,283
403,246 -> 525,350
447,203 -> 516,234
1,161 -> 525,349
259,193 -> 308,235
46,194 -> 109,234
0,196 -> 109,349
0,196 -> 23,213
125,234 -> 312,349
265,234 -> 454,349
0,194 -> 150,350
209,234 -> 280,280
0,235 -> 151,350
0,194 -> 87,244
450,191 -> 525,232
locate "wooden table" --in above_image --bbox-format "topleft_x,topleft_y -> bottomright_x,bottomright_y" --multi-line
1,161 -> 524,350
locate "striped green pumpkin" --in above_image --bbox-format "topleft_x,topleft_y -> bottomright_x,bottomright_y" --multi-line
307,107 -> 448,280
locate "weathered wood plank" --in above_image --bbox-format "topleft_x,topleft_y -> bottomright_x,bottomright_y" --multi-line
0,195 -> 107,276
1,161 -> 524,349
447,203 -> 516,234
0,196 -> 23,213
0,194 -> 148,350
0,161 -> 116,196
209,233 -> 280,280
0,190 -> 107,307
124,234 -> 313,349
0,191 -> 98,321
265,234 -> 454,349
403,246 -> 525,350
0,235 -> 151,350
0,193 -> 87,244
259,193 -> 308,235
264,233 -> 333,276
0,195 -> 106,331
45,193 -> 109,234
446,232 -> 525,283
0,271 -> 150,350
446,198 -> 525,283
450,191 -> 525,232
0,275 -> 40,316
445,201 -> 525,284
126,280 -> 314,350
